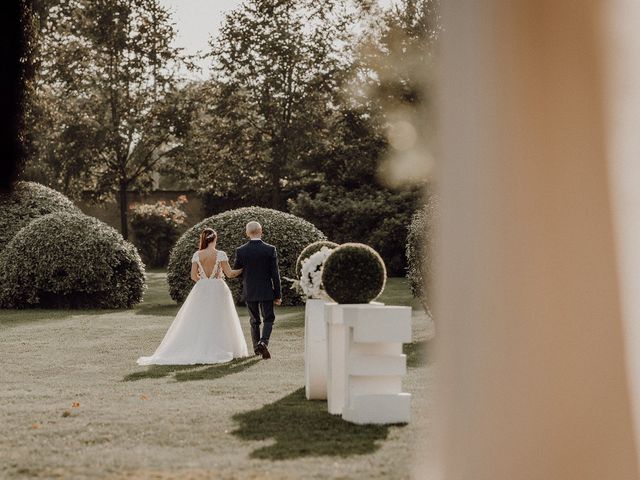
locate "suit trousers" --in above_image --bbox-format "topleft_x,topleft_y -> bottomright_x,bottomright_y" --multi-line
246,300 -> 275,349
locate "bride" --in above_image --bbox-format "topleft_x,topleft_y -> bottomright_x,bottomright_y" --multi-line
137,228 -> 249,365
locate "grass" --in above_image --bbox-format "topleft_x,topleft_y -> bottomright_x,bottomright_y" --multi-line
404,340 -> 428,368
0,272 -> 434,479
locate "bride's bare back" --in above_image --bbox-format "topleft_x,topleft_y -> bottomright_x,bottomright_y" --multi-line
196,249 -> 221,278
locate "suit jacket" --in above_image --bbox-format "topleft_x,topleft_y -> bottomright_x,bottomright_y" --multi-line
233,239 -> 282,302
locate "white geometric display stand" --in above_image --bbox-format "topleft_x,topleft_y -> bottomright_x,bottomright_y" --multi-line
341,305 -> 412,425
305,298 -> 332,400
325,302 -> 385,415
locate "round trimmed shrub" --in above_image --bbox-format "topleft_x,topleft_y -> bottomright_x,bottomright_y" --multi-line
406,196 -> 438,314
0,212 -> 145,309
167,207 -> 326,306
0,181 -> 80,253
322,243 -> 386,304
295,240 -> 339,277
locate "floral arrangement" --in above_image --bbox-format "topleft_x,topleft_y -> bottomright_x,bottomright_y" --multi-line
299,246 -> 334,299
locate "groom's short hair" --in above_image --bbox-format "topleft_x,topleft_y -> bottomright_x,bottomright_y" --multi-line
246,221 -> 262,235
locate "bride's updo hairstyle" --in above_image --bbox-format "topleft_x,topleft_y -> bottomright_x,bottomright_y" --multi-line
199,228 -> 217,249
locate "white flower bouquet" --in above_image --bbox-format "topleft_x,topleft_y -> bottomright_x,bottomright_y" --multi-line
299,246 -> 334,299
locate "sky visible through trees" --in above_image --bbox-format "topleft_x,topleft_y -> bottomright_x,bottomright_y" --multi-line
158,0 -> 398,78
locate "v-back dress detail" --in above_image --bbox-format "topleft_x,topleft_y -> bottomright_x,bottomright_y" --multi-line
137,250 -> 249,365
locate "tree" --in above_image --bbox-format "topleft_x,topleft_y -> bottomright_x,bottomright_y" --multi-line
164,80 -> 274,207
287,0 -> 440,273
354,0 -> 441,186
184,0 -> 354,209
3,0 -> 40,191
27,0 -> 186,238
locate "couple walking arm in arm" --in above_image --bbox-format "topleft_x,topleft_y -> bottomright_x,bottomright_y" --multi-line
137,221 -> 281,366
233,221 -> 282,359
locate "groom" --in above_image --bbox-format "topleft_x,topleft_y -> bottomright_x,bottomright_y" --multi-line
233,221 -> 282,360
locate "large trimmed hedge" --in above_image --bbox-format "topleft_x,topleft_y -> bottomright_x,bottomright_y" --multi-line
406,196 -> 438,314
0,181 -> 80,252
167,207 -> 326,306
0,212 -> 145,309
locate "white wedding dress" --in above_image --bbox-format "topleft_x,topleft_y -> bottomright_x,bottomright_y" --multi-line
137,250 -> 249,365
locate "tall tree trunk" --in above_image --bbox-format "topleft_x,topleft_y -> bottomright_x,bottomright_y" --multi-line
270,142 -> 284,210
119,181 -> 129,239
270,168 -> 280,209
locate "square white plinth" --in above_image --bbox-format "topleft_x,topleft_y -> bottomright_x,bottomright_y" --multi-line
338,303 -> 412,425
325,302 -> 385,415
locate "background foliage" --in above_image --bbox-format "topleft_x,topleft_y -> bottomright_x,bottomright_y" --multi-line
19,0 -> 441,280
289,185 -> 421,275
23,0 -> 189,238
129,196 -> 188,268
406,195 -> 438,314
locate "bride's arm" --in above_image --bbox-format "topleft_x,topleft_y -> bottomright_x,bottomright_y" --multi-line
190,262 -> 200,282
220,261 -> 242,278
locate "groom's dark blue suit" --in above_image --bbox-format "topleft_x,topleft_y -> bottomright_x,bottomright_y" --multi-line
233,239 -> 282,350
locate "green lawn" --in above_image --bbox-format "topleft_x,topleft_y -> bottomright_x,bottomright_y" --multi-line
0,273 -> 434,479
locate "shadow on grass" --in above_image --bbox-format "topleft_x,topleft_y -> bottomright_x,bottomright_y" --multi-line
232,388 -> 398,460
123,364 -> 201,382
174,357 -> 261,382
123,357 -> 260,382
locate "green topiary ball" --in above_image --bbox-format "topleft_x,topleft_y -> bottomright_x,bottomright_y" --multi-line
0,212 -> 145,309
167,207 -> 326,306
321,243 -> 387,304
295,240 -> 339,278
0,181 -> 80,253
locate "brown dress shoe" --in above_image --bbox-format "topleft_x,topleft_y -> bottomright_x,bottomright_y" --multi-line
256,342 -> 271,360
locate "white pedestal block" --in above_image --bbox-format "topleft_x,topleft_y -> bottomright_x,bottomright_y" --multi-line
325,302 -> 385,415
305,298 -> 330,400
341,305 -> 412,425
342,393 -> 412,425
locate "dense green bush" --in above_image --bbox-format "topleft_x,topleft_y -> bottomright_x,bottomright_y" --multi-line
0,212 -> 145,309
289,185 -> 421,276
406,196 -> 438,314
322,243 -> 386,304
130,196 -> 188,267
0,181 -> 80,253
167,207 -> 326,306
295,240 -> 339,277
